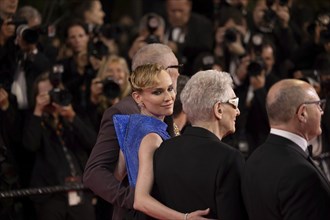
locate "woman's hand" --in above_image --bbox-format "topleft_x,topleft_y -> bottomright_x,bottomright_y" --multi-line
53,103 -> 76,123
186,208 -> 211,220
34,92 -> 51,116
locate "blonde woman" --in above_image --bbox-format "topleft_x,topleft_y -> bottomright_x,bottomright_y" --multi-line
89,55 -> 131,130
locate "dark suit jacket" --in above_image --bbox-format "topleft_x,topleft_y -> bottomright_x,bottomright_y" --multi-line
242,134 -> 330,220
83,96 -> 139,220
166,13 -> 214,76
321,96 -> 330,153
153,126 -> 247,220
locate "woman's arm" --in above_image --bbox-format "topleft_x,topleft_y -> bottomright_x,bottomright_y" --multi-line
134,133 -> 209,219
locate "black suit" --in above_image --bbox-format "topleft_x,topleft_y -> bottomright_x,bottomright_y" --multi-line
153,126 -> 247,220
166,13 -> 214,76
242,134 -> 330,220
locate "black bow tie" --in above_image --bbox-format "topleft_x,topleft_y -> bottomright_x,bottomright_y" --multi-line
307,145 -> 313,157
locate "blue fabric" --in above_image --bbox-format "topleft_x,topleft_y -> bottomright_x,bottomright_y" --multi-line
113,114 -> 170,186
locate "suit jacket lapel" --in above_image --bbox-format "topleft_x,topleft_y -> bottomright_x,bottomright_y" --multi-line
268,134 -> 330,190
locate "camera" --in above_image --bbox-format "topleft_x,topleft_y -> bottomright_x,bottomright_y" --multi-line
224,28 -> 238,43
49,65 -> 72,106
259,0 -> 277,33
247,58 -> 265,77
16,24 -> 39,44
99,77 -> 121,100
144,15 -> 161,44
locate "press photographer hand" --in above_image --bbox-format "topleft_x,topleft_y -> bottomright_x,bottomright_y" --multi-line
236,55 -> 251,82
90,77 -> 103,104
128,36 -> 147,59
250,73 -> 266,90
0,88 -> 9,111
34,91 -> 51,116
52,103 -> 76,123
274,3 -> 290,28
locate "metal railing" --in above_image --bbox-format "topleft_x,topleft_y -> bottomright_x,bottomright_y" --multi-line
0,183 -> 87,198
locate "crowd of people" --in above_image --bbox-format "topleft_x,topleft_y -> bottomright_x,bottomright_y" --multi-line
0,0 -> 330,219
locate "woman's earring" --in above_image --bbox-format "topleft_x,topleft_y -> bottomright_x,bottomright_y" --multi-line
138,102 -> 145,108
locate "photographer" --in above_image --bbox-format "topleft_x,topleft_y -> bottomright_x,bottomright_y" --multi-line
0,18 -> 20,88
214,6 -> 248,80
72,0 -> 105,37
248,0 -> 298,78
0,86 -> 22,219
89,55 -> 131,131
225,40 -> 279,155
244,43 -> 279,155
291,12 -> 330,72
164,0 -> 214,76
72,0 -> 122,58
22,72 -> 96,220
11,24 -> 51,110
58,20 -> 99,112
128,13 -> 165,59
0,0 -> 18,20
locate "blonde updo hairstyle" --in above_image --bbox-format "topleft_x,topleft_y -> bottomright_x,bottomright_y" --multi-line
130,63 -> 165,92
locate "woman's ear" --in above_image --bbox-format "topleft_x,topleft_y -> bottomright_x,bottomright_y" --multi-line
132,91 -> 142,105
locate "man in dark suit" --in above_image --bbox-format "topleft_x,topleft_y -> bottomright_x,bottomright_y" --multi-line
164,0 -> 214,76
83,43 -> 180,220
153,70 -> 247,220
242,79 -> 330,220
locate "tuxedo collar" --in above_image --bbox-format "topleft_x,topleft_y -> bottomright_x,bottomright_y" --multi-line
267,134 -> 330,188
267,134 -> 308,159
182,126 -> 221,142
270,128 -> 308,152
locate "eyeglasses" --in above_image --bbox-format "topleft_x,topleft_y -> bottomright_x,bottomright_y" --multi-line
221,97 -> 239,109
165,64 -> 184,72
303,99 -> 326,111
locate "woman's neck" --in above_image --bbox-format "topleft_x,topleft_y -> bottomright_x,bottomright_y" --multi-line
140,109 -> 165,121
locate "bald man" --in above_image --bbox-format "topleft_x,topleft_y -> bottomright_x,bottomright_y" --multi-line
242,79 -> 330,220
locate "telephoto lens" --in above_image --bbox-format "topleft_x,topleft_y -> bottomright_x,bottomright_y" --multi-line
102,77 -> 121,100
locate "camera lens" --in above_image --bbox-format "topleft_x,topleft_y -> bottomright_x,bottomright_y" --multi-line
224,28 -> 237,43
49,88 -> 72,106
247,60 -> 265,77
145,34 -> 160,44
49,73 -> 61,87
102,77 -> 121,100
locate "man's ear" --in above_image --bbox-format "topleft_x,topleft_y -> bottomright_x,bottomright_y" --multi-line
214,102 -> 222,120
297,104 -> 307,123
